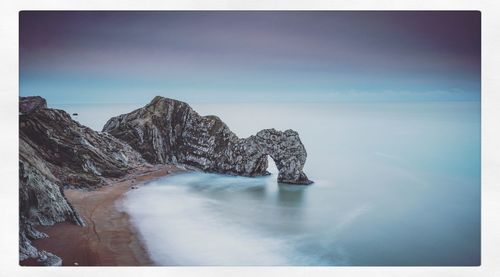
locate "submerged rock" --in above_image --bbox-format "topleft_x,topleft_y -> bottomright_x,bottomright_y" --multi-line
103,96 -> 313,185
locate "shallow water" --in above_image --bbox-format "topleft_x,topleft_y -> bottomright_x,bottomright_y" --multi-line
60,101 -> 480,265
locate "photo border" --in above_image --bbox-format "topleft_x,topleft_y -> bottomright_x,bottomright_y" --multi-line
2,1 -> 498,276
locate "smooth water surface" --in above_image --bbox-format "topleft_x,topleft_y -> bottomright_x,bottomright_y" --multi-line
62,101 -> 481,265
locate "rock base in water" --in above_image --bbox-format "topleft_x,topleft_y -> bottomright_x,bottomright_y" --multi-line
103,96 -> 313,185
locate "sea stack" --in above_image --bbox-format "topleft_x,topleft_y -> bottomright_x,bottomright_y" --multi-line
103,96 -> 313,185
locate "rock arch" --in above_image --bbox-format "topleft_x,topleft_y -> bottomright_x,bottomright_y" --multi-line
251,129 -> 312,184
103,96 -> 313,185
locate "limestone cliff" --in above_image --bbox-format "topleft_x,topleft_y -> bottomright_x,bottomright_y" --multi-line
19,96 -> 146,264
19,95 -> 313,265
20,97 -> 145,187
103,96 -> 313,185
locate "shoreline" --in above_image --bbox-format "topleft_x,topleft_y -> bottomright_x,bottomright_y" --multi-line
21,164 -> 185,266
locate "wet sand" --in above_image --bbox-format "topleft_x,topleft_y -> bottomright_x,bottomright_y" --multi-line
22,164 -> 185,266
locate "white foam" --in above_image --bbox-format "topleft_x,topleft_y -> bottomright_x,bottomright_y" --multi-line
124,175 -> 294,265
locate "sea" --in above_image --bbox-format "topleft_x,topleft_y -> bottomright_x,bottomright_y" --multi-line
52,100 -> 481,266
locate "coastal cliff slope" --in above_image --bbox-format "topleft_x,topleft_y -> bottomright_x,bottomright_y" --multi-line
19,96 -> 146,264
103,96 -> 312,185
19,95 -> 313,265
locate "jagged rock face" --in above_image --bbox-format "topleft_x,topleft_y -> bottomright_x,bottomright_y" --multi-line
19,161 -> 84,227
19,160 -> 84,261
253,129 -> 312,185
20,96 -> 47,114
19,96 -> 147,263
20,98 -> 146,187
103,96 -> 313,184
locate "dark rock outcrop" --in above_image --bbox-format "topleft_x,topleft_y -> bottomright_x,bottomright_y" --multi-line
20,97 -> 146,188
20,96 -> 47,114
19,160 -> 83,263
19,96 -> 147,263
103,96 -> 313,185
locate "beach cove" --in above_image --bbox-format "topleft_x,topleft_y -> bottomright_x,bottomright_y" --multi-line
22,165 -> 185,266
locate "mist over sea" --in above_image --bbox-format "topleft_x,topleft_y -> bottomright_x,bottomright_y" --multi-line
56,100 -> 480,265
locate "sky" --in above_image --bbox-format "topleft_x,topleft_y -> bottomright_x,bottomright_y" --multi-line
19,11 -> 481,104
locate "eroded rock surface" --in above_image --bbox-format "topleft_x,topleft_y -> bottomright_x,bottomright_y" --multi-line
253,129 -> 312,185
19,95 -> 313,265
103,96 -> 313,185
20,98 -> 146,187
19,96 -> 147,264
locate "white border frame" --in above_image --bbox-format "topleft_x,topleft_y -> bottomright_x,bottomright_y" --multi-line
1,1 -> 499,276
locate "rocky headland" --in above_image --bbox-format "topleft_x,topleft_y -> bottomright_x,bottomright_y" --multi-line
103,96 -> 313,185
19,95 -> 312,265
19,96 -> 146,265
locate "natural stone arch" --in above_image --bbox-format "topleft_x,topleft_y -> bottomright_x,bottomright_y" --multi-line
103,96 -> 313,185
251,129 -> 312,185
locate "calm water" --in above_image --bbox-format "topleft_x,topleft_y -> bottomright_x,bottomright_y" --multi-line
57,101 -> 481,265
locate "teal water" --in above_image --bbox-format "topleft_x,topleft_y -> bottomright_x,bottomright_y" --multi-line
58,101 -> 481,265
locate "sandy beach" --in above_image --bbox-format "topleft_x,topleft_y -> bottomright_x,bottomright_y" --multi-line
22,164 -> 185,266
